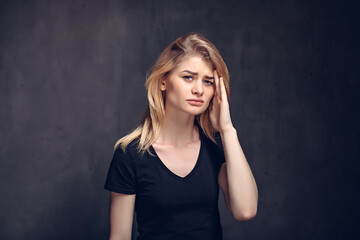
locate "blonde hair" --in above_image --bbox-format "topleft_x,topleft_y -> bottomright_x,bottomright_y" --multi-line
114,32 -> 230,156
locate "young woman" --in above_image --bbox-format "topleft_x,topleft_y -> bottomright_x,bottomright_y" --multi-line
104,32 -> 258,240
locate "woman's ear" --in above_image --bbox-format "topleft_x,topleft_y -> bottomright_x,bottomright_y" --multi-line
160,79 -> 166,91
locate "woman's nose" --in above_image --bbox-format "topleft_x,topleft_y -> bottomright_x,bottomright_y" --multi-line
192,80 -> 204,95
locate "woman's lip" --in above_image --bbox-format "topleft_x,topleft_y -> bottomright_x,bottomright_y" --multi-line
187,99 -> 204,102
187,100 -> 204,106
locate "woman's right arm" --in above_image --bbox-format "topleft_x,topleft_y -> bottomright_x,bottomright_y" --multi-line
109,192 -> 136,240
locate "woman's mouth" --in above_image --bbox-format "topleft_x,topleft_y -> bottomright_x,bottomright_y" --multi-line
187,100 -> 204,106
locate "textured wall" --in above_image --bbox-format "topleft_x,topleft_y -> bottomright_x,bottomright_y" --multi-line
0,0 -> 358,239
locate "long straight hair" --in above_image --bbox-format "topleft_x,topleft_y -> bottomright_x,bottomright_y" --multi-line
115,32 -> 230,156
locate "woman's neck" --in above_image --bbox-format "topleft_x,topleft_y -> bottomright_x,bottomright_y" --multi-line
154,112 -> 199,148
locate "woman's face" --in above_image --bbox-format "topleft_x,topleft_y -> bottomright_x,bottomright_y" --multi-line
161,55 -> 215,116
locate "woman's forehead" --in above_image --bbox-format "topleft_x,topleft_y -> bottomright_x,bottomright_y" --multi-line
174,55 -> 214,74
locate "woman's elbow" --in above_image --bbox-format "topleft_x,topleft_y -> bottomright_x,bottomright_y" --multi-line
109,235 -> 131,240
232,207 -> 257,221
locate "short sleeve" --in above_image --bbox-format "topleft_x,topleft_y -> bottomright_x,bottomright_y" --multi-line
104,147 -> 136,194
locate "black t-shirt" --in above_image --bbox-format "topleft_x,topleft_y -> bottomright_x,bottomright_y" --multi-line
104,126 -> 225,240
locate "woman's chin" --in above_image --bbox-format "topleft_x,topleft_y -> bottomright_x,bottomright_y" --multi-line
187,108 -> 208,116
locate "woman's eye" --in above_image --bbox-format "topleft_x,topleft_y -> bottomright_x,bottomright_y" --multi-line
204,80 -> 214,85
183,76 -> 193,81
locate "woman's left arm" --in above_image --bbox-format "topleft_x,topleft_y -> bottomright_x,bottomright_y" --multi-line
209,70 -> 258,221
218,127 -> 258,221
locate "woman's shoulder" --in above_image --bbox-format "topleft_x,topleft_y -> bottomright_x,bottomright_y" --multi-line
214,131 -> 222,146
200,128 -> 221,145
114,136 -> 145,161
201,130 -> 224,154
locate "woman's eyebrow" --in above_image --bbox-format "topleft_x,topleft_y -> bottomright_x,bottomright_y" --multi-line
181,70 -> 214,79
181,70 -> 198,75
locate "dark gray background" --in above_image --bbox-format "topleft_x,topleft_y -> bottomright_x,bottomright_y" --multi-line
1,0 -> 359,239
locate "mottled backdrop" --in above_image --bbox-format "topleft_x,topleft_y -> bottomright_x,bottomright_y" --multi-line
0,0 -> 358,239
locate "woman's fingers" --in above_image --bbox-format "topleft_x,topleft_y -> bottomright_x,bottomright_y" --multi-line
220,77 -> 227,102
214,70 -> 221,100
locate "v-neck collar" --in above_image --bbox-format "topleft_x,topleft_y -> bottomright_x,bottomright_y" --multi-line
150,125 -> 204,182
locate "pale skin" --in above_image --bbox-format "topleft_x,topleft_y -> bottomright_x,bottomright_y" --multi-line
108,55 -> 258,240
